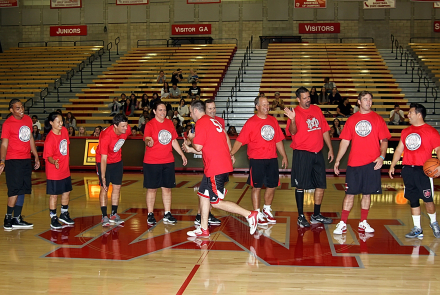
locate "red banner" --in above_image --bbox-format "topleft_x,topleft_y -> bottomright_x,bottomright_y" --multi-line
295,0 -> 326,8
50,0 -> 81,9
435,21 -> 440,32
0,0 -> 18,8
299,23 -> 340,34
50,25 -> 88,36
171,24 -> 211,35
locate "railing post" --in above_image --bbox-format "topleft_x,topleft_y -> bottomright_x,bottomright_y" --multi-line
89,55 -> 94,75
424,77 -> 430,103
404,52 -> 409,74
417,67 -> 422,92
394,39 -> 399,60
107,42 -> 113,61
399,46 -> 403,67
410,59 -> 415,82
115,37 -> 120,55
391,34 -> 394,53
432,87 -> 438,115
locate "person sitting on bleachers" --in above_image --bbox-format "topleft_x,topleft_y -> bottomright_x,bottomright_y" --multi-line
177,99 -> 189,117
328,87 -> 342,105
170,83 -> 181,99
187,69 -> 199,83
137,94 -> 149,111
156,70 -> 166,84
161,85 -> 170,99
324,77 -> 336,94
130,125 -> 139,137
332,118 -> 343,138
353,101 -> 360,113
68,126 -> 76,137
77,126 -> 87,136
93,126 -> 102,137
109,97 -> 122,116
389,104 -> 405,125
138,110 -> 150,131
129,94 -> 137,116
149,93 -> 160,110
124,97 -> 133,117
32,115 -> 41,131
173,117 -> 184,136
310,87 -> 319,105
227,126 -> 238,137
171,68 -> 183,85
187,82 -> 201,97
161,82 -> 170,98
172,110 -> 185,125
271,92 -> 285,116
65,112 -> 77,130
337,97 -> 353,118
318,86 -> 329,105
119,93 -> 127,114
32,125 -> 41,140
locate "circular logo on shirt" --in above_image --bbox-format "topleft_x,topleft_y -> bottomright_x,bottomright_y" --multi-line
19,126 -> 31,142
158,130 -> 172,145
113,139 -> 125,152
261,125 -> 275,141
405,133 -> 422,151
355,120 -> 372,137
59,139 -> 68,156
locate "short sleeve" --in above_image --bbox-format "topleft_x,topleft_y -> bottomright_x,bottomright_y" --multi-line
1,121 -> 10,139
145,121 -> 153,138
171,122 -> 178,140
430,128 -> 440,149
274,119 -> 285,143
339,118 -> 352,141
377,116 -> 391,140
100,134 -> 111,156
193,120 -> 207,147
43,134 -> 55,159
285,118 -> 292,137
236,120 -> 251,145
319,110 -> 330,133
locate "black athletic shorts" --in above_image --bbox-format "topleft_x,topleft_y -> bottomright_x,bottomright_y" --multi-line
345,162 -> 382,195
143,162 -> 176,189
5,159 -> 32,197
47,176 -> 73,195
401,165 -> 434,205
198,173 -> 229,204
96,160 -> 123,186
291,150 -> 326,190
247,158 -> 280,188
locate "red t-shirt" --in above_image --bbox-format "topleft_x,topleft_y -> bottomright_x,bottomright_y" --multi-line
285,105 -> 330,153
237,115 -> 284,159
340,111 -> 391,167
43,127 -> 70,180
1,115 -> 33,160
143,118 -> 178,164
96,124 -> 131,164
401,124 -> 440,166
193,115 -> 232,177
214,116 -> 225,129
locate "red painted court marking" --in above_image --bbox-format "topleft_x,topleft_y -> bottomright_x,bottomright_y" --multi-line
177,185 -> 249,294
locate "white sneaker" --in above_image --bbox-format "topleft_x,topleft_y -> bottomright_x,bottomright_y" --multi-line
257,212 -> 269,226
333,221 -> 347,234
358,220 -> 375,233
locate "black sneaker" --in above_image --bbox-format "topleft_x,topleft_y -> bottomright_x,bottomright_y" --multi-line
208,213 -> 221,225
50,216 -> 63,229
194,213 -> 201,226
297,214 -> 311,228
4,215 -> 12,231
310,213 -> 333,224
12,215 -> 33,229
59,211 -> 75,225
147,212 -> 157,225
163,212 -> 177,224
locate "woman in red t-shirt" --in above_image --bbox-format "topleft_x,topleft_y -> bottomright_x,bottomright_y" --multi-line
43,112 -> 75,230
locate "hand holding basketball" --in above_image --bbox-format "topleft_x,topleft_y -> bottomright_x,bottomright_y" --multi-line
424,158 -> 440,178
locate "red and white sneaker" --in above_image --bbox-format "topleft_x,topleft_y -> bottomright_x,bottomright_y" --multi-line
333,221 -> 347,235
262,207 -> 276,224
187,227 -> 210,238
247,211 -> 258,235
257,212 -> 269,226
358,220 -> 374,233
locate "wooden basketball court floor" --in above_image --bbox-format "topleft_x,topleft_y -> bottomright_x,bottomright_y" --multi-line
1,171 -> 440,294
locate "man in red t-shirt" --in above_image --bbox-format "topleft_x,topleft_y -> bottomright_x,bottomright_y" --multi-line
333,91 -> 391,237
231,96 -> 288,226
390,103 -> 440,239
284,87 -> 334,228
95,114 -> 131,226
0,99 -> 40,230
184,100 -> 259,238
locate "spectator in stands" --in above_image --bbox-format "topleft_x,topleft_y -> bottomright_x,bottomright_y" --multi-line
161,82 -> 170,98
329,126 -> 336,138
68,126 -> 76,137
109,97 -> 122,116
150,93 -> 160,109
188,82 -> 201,97
271,92 -> 285,116
93,126 -> 102,137
353,101 -> 360,113
227,126 -> 238,137
171,68 -> 183,85
318,86 -> 329,105
129,94 -> 137,116
172,110 -> 184,125
389,104 -> 405,125
173,117 -> 183,136
138,94 -> 149,111
131,126 -> 139,136
195,95 -> 201,100
170,83 -> 181,99
187,69 -> 199,83
77,126 -> 86,136
337,97 -> 353,118
310,87 -> 319,105
32,125 -> 41,140
177,99 -> 189,117
65,112 -> 76,130
138,110 -> 150,132
56,109 -> 64,123
32,115 -> 41,130
124,97 -> 133,117
324,77 -> 336,94
119,93 -> 127,115
332,118 -> 343,138
328,87 -> 342,105
156,70 -> 166,84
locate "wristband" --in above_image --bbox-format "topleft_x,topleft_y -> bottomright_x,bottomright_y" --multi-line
379,155 -> 385,160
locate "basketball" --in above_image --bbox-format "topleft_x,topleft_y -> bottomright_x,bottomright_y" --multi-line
423,158 -> 440,178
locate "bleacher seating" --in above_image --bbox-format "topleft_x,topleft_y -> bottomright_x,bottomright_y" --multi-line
409,43 -> 440,79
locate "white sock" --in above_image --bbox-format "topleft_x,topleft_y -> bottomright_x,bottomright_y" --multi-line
61,208 -> 68,214
256,208 -> 260,213
428,213 -> 437,224
165,211 -> 170,215
263,205 -> 271,211
412,215 -> 421,229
